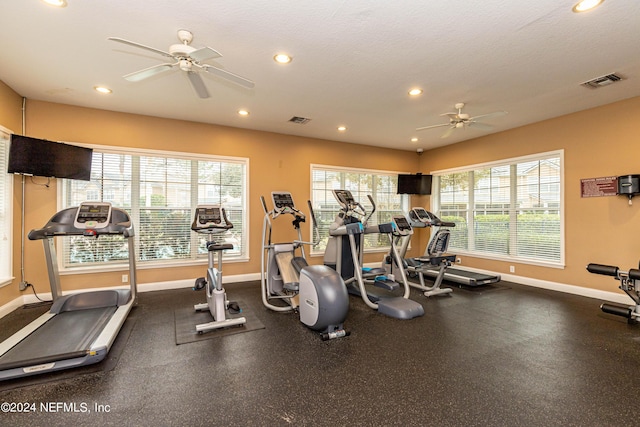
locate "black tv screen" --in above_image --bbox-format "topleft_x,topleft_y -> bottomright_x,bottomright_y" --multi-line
8,135 -> 92,181
397,174 -> 432,195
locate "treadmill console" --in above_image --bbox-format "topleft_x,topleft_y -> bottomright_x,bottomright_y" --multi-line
410,207 -> 433,225
74,202 -> 112,229
192,205 -> 232,232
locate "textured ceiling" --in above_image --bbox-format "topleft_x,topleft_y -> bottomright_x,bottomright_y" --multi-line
1,1 -> 639,151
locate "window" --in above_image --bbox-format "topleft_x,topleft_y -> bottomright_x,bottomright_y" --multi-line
310,164 -> 408,255
0,127 -> 12,286
60,146 -> 248,271
432,150 -> 564,267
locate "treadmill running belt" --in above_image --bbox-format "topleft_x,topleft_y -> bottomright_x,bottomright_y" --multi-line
421,266 -> 500,286
0,306 -> 117,368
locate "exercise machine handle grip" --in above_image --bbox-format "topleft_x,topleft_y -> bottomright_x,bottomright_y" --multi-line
586,263 -> 619,277
629,269 -> 640,280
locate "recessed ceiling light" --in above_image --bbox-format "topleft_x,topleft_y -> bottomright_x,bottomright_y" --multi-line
408,88 -> 423,96
273,54 -> 292,64
572,0 -> 604,12
41,0 -> 67,7
410,137 -> 418,142
238,109 -> 249,116
94,86 -> 112,94
337,126 -> 347,132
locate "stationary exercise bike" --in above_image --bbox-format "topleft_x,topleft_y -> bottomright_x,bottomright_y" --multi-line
587,262 -> 640,324
192,205 -> 246,333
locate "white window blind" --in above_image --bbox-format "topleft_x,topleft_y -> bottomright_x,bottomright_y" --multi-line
0,128 -> 12,286
433,151 -> 563,267
61,147 -> 247,270
310,164 -> 408,255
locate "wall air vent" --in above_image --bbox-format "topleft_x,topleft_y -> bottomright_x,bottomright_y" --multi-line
581,73 -> 624,89
288,116 -> 311,124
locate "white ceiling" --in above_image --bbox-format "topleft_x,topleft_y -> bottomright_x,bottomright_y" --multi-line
2,1 -> 639,151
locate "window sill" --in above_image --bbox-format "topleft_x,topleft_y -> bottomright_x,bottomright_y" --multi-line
59,257 -> 250,275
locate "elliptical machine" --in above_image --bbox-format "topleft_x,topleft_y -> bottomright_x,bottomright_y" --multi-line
192,205 -> 246,334
324,189 -> 424,319
587,262 -> 640,324
261,191 -> 349,340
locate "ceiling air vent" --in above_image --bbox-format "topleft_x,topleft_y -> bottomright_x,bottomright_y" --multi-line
581,73 -> 624,89
288,116 -> 311,124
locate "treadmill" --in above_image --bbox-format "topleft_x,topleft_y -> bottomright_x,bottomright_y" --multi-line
0,202 -> 137,381
409,207 -> 501,287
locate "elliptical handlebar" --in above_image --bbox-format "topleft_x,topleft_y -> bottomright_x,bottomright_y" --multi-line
307,200 -> 322,247
363,194 -> 376,226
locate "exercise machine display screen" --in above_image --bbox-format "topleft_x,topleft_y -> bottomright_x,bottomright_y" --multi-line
272,192 -> 295,210
196,207 -> 222,225
193,205 -> 232,231
412,207 -> 431,221
74,202 -> 112,229
393,215 -> 412,232
333,190 -> 355,207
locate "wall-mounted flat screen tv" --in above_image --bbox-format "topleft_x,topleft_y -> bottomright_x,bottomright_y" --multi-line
8,135 -> 92,181
397,173 -> 432,195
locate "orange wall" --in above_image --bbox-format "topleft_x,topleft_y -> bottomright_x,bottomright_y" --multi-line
419,96 -> 640,293
2,82 -> 639,304
10,99 -> 419,296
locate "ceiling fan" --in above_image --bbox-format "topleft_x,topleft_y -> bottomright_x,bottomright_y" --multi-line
108,29 -> 255,99
416,103 -> 507,138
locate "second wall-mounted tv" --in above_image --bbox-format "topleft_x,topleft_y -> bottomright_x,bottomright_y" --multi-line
397,173 -> 432,195
8,135 -> 93,181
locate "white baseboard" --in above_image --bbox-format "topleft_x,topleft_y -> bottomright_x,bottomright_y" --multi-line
0,267 -> 631,320
365,262 -> 632,306
498,271 -> 630,305
0,272 -> 261,320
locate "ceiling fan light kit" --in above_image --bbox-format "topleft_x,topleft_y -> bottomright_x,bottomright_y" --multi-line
108,30 -> 255,99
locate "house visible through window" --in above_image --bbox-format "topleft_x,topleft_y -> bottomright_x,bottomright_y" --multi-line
432,150 -> 564,267
61,146 -> 248,270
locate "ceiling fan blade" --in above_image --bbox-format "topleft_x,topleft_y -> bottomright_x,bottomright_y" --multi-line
441,126 -> 457,138
201,65 -> 255,88
190,47 -> 222,62
186,71 -> 210,98
441,112 -> 461,120
123,63 -> 175,82
108,37 -> 173,58
468,121 -> 494,130
416,123 -> 450,131
469,111 -> 508,121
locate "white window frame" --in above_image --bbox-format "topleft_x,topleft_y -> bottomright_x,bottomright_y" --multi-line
0,126 -> 13,287
431,150 -> 564,268
58,143 -> 249,273
310,164 -> 409,256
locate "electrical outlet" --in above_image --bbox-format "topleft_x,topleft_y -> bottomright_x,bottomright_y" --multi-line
122,274 -> 128,283
509,265 -> 515,273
